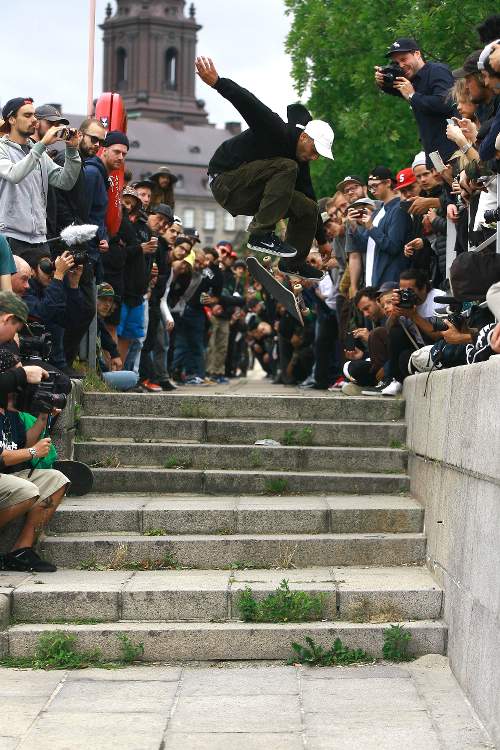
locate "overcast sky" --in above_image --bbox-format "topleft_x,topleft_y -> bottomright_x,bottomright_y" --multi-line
0,0 -> 299,127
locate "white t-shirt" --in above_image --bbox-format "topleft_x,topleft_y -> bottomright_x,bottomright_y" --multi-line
417,288 -> 444,319
318,274 -> 336,310
365,206 -> 386,286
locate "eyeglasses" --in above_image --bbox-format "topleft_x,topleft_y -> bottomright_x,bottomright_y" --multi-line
367,181 -> 382,191
83,132 -> 105,146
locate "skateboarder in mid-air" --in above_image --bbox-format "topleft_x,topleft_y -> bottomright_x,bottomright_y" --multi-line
195,57 -> 334,281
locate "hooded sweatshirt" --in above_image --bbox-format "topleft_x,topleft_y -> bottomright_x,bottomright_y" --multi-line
208,78 -> 326,244
0,137 -> 81,244
84,155 -> 109,261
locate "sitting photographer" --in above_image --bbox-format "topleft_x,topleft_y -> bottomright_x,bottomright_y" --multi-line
374,38 -> 456,161
342,285 -> 392,396
0,295 -> 69,572
383,268 -> 445,396
96,284 -> 139,392
23,251 -> 85,376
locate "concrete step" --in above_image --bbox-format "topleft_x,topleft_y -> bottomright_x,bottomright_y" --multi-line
82,392 -> 405,422
49,495 -> 424,535
89,468 -> 410,495
40,532 -> 425,569
9,567 -> 442,624
75,442 -> 408,474
78,416 -> 407,448
5,620 -> 446,660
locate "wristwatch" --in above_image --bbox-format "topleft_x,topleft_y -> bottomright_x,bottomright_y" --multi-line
28,447 -> 38,459
460,142 -> 471,154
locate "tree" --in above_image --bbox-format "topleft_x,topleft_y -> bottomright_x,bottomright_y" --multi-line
284,0 -> 499,196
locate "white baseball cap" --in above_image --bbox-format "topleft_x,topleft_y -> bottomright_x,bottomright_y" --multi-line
412,151 -> 426,170
297,120 -> 334,160
478,39 -> 500,70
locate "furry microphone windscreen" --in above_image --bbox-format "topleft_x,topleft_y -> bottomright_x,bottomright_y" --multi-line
59,224 -> 99,246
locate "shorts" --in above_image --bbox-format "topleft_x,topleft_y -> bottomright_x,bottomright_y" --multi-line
0,469 -> 69,510
117,302 -> 145,340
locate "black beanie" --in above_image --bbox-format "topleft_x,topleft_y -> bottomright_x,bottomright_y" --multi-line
103,130 -> 130,149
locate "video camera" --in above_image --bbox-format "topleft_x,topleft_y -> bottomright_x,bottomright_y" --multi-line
432,296 -> 469,333
15,371 -> 68,415
484,207 -> 500,224
19,322 -> 52,361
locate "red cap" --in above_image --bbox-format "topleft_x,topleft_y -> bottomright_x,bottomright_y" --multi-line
396,168 -> 416,189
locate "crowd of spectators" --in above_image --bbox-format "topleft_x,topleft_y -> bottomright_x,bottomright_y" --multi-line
0,17 -> 499,572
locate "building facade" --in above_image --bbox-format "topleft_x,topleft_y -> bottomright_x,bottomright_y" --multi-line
99,0 -> 248,247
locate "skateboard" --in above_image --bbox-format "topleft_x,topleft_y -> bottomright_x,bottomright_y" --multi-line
53,460 -> 94,497
246,256 -> 309,326
95,93 -> 128,236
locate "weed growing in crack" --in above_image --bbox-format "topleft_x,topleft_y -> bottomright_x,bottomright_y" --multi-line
237,580 -> 325,623
289,636 -> 372,667
382,624 -> 413,662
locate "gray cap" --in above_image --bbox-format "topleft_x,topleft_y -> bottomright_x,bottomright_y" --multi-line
34,104 -> 69,125
378,281 -> 399,295
150,203 -> 174,222
452,50 -> 481,79
350,197 -> 377,209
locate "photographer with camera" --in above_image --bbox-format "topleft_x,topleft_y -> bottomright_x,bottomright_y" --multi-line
0,294 -> 69,572
375,38 -> 456,161
23,251 -> 85,375
0,98 -> 81,268
381,268 -> 445,396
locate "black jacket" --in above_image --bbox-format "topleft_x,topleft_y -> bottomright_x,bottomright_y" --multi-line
209,77 -> 326,244
102,213 -> 150,306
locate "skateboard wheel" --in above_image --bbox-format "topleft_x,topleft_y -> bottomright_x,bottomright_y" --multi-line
263,256 -> 272,264
302,308 -> 310,316
293,283 -> 303,293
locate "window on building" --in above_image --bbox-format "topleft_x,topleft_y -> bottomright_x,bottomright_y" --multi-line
176,174 -> 184,189
184,209 -> 195,227
116,48 -> 128,88
165,48 -> 178,90
223,213 -> 236,232
204,210 -> 216,231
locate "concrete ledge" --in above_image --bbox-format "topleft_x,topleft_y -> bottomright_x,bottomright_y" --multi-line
404,359 -> 500,746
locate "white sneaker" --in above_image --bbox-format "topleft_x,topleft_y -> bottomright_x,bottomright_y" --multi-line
343,361 -> 356,382
381,379 -> 403,397
341,382 -> 362,396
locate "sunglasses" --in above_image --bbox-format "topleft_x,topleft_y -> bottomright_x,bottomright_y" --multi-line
84,132 -> 105,146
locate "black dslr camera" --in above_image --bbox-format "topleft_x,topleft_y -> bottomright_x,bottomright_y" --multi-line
19,322 -> 52,361
395,288 -> 418,309
484,207 -> 500,223
15,371 -> 68,415
380,63 -> 405,86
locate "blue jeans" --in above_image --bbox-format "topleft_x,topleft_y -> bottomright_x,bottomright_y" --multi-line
172,306 -> 206,378
103,370 -> 139,391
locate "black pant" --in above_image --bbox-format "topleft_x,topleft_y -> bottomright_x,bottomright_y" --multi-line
315,309 -> 340,389
388,324 -> 416,383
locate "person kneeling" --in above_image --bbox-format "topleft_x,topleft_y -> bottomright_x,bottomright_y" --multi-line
0,353 -> 69,572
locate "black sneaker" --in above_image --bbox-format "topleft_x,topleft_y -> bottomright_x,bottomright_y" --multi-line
247,232 -> 297,258
159,380 -> 178,391
2,547 -> 57,573
278,259 -> 325,281
361,380 -> 391,396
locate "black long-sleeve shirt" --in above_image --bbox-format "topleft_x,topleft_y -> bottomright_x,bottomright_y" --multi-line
209,77 -> 326,245
382,61 -> 457,161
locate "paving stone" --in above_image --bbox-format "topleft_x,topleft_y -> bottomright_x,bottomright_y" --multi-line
48,679 -> 177,713
169,694 -> 302,733
163,733 -> 304,750
16,713 -> 167,750
180,665 -> 299,695
0,738 -> 18,750
65,666 -> 182,681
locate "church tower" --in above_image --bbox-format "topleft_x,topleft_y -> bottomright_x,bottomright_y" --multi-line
101,0 -> 208,125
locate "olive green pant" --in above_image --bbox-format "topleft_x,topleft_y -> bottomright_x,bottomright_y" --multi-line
211,158 -> 318,262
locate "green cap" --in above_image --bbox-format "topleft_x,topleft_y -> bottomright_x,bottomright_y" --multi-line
0,291 -> 29,324
97,283 -> 118,299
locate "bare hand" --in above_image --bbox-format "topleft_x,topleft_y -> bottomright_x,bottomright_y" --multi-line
409,197 -> 435,216
360,208 -> 374,228
141,239 -> 158,254
99,239 -> 109,253
490,322 -> 500,353
374,66 -> 385,88
394,77 -> 415,99
404,238 -> 424,257
110,357 -> 122,371
195,57 -> 219,87
456,118 -> 478,144
489,43 -> 500,74
344,346 -> 364,361
446,123 -> 468,147
34,437 -> 52,458
66,129 -> 81,149
447,204 -> 459,224
442,320 -> 471,345
166,320 -> 175,333
41,125 -> 69,147
347,208 -> 364,225
23,365 -> 49,384
54,251 -> 75,278
68,264 -> 84,288
352,327 -> 369,343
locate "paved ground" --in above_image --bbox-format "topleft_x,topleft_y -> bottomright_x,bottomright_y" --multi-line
1,657 -> 493,749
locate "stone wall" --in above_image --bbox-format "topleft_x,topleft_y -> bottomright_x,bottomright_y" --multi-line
404,357 -> 500,745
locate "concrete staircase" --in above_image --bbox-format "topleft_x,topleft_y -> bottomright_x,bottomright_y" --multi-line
1,390 -> 446,661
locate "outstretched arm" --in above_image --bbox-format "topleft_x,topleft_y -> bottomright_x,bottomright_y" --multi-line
195,56 -> 285,139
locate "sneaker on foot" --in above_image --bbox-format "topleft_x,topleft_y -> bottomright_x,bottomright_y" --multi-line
214,375 -> 230,384
381,379 -> 403,397
185,376 -> 207,386
278,259 -> 325,281
140,379 -> 162,392
159,380 -> 178,391
341,382 -> 363,396
2,547 -> 57,573
328,377 -> 346,391
361,380 -> 391,396
247,232 -> 297,258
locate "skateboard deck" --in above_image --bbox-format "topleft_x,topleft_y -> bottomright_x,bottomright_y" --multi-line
246,256 -> 306,326
95,93 -> 127,237
54,460 -> 94,497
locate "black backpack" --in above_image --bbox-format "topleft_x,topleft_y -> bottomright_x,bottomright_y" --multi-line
450,249 -> 500,301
